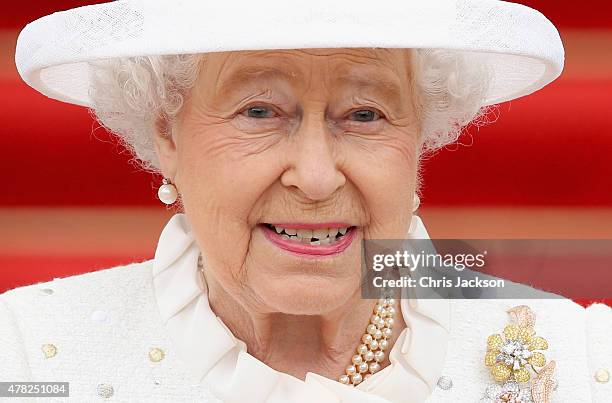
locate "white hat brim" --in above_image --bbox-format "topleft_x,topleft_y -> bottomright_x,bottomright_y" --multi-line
15,0 -> 564,108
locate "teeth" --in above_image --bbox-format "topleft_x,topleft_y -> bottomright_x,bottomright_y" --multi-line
268,224 -> 352,244
297,229 -> 313,239
313,229 -> 328,239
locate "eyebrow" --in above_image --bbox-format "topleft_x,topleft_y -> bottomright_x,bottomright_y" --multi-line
335,75 -> 404,108
217,65 -> 405,108
216,66 -> 296,97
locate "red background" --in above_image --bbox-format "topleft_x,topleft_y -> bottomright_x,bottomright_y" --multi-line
1,1 -> 611,305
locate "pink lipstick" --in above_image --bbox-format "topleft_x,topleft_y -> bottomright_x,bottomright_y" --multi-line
260,223 -> 357,257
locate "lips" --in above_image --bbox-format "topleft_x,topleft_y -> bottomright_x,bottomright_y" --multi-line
260,223 -> 357,256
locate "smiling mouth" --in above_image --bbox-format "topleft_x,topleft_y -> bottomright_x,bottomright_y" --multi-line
262,223 -> 356,246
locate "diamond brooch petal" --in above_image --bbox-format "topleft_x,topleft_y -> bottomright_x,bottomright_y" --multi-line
482,305 -> 556,403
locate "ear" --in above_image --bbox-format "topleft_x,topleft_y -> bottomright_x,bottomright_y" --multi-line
153,114 -> 178,179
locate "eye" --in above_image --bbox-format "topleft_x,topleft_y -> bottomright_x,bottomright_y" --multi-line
241,105 -> 278,119
349,109 -> 383,122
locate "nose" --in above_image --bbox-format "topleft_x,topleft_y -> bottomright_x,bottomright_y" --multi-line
280,111 -> 346,201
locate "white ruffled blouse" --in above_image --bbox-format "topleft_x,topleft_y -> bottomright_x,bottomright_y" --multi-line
152,214 -> 450,403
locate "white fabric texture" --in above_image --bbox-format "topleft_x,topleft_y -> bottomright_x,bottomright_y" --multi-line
585,304 -> 612,401
0,213 -> 609,402
15,0 -> 564,108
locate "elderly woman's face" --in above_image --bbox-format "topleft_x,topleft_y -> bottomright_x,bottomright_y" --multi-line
156,48 -> 420,314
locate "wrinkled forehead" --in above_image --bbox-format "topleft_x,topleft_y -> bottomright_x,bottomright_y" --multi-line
202,48 -> 412,99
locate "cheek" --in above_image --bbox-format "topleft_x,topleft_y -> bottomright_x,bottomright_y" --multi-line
175,124 -> 285,277
342,132 -> 419,237
177,123 -> 284,218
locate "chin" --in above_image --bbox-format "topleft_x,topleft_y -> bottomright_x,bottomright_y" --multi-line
249,274 -> 362,316
244,227 -> 364,314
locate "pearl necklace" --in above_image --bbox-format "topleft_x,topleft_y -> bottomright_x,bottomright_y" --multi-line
197,256 -> 394,387
338,298 -> 395,386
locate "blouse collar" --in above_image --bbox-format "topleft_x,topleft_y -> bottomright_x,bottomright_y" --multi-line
152,213 -> 449,403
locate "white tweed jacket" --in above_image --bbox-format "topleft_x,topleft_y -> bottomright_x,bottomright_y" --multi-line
0,259 -> 610,402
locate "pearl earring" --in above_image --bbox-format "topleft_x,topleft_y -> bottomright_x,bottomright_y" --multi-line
412,194 -> 420,213
157,178 -> 178,205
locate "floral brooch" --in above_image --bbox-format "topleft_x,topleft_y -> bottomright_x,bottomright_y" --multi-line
481,306 -> 556,403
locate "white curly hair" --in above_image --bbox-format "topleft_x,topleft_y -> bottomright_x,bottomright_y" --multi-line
87,48 -> 493,173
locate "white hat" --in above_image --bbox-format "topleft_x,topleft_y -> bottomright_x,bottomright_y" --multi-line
15,0 -> 564,108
